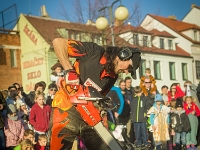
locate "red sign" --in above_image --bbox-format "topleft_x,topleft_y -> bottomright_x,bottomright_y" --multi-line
23,24 -> 38,45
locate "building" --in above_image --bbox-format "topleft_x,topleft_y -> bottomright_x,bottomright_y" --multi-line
141,12 -> 200,85
16,13 -> 104,93
0,29 -> 21,90
117,25 -> 193,90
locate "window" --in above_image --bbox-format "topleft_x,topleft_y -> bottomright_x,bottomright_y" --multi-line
139,59 -> 146,78
95,35 -> 101,44
196,61 -> 200,79
154,61 -> 161,80
74,33 -> 80,40
169,62 -> 176,80
70,33 -> 74,40
133,34 -> 139,45
194,30 -> 197,41
143,36 -> 148,47
182,63 -> 188,80
168,40 -> 173,50
10,49 -> 17,67
160,38 -> 164,49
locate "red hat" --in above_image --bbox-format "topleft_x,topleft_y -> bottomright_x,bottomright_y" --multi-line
65,71 -> 79,84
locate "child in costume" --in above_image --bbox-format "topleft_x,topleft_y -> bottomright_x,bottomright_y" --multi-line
183,96 -> 200,149
50,62 -> 64,84
140,68 -> 157,96
147,94 -> 170,150
171,98 -> 190,150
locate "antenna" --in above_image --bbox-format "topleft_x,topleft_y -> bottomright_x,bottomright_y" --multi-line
28,0 -> 31,14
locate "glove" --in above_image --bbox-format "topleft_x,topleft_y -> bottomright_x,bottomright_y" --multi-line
65,69 -> 80,87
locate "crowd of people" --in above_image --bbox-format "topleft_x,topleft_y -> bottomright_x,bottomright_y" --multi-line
0,81 -> 57,150
107,68 -> 200,150
1,38 -> 200,150
0,64 -> 200,150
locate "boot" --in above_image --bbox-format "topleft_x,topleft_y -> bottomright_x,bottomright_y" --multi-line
181,144 -> 186,150
156,145 -> 161,150
175,144 -> 180,150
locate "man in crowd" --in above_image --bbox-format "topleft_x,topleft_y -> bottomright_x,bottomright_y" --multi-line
6,85 -> 18,106
50,38 -> 141,150
124,76 -> 134,141
161,85 -> 168,96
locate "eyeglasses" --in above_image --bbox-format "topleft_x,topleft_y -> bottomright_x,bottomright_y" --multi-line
145,82 -> 151,84
50,88 -> 57,92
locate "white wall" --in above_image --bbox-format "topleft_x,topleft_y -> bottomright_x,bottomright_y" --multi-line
141,15 -> 192,54
182,29 -> 200,42
119,32 -> 152,47
128,53 -> 193,92
183,7 -> 200,26
152,36 -> 175,50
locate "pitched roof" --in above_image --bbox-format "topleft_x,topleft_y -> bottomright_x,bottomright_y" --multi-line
113,24 -> 151,35
140,45 -> 191,58
24,14 -> 191,58
150,29 -> 175,38
24,15 -> 101,46
149,14 -> 200,44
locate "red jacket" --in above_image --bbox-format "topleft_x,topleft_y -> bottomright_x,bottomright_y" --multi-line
168,86 -> 185,102
29,103 -> 51,132
35,143 -> 45,150
183,102 -> 200,116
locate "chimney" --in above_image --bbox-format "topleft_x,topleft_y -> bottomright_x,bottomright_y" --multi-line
114,18 -> 124,26
168,15 -> 176,20
41,5 -> 50,18
191,4 -> 196,9
86,20 -> 95,26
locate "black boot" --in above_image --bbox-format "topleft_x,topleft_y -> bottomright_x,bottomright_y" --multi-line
175,144 -> 180,150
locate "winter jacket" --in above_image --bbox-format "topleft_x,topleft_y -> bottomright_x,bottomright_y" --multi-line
170,110 -> 191,133
4,118 -> 24,147
24,91 -> 35,108
29,103 -> 51,132
35,143 -> 45,150
0,91 -> 6,129
130,95 -> 150,123
107,87 -> 124,115
183,102 -> 200,116
125,87 -> 134,103
168,86 -> 185,102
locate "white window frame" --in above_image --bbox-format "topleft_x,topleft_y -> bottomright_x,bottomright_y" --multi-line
169,62 -> 176,80
139,59 -> 146,78
154,61 -> 161,80
196,60 -> 200,79
182,63 -> 188,80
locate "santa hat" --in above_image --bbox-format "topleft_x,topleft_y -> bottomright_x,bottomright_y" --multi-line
65,70 -> 79,84
186,84 -> 191,96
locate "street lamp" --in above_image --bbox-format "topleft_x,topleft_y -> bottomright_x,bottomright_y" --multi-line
96,0 -> 129,46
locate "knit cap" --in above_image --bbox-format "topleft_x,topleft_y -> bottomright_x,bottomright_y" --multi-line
175,98 -> 183,108
155,94 -> 163,102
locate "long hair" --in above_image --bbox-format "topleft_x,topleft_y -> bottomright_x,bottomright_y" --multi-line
34,91 -> 45,102
103,46 -> 121,73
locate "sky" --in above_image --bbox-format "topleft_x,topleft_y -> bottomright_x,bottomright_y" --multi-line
1,0 -> 200,29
